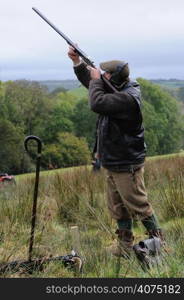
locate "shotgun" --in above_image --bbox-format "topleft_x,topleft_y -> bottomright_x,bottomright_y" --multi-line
32,7 -> 117,92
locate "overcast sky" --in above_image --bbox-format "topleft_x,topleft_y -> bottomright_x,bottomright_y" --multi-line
1,0 -> 184,81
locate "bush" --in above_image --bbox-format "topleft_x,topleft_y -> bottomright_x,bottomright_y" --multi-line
0,119 -> 25,174
138,78 -> 184,155
42,132 -> 91,169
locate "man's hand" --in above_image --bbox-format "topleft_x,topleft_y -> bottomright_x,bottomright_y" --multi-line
68,45 -> 80,65
87,66 -> 101,80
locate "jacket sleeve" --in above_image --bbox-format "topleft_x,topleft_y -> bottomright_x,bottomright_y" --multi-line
89,79 -> 137,115
73,61 -> 91,89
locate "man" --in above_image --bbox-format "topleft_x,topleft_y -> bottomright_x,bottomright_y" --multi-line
68,46 -> 163,257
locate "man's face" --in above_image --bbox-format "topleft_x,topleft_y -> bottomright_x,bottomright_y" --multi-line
103,71 -> 112,80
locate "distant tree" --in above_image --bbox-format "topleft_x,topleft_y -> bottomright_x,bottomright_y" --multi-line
142,101 -> 160,155
0,82 -> 8,119
41,144 -> 63,169
4,80 -> 52,135
0,118 -> 24,174
138,78 -> 184,155
42,132 -> 91,168
57,132 -> 90,167
49,87 -> 68,96
43,98 -> 74,143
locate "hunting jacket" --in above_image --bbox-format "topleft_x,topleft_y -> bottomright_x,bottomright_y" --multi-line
74,61 -> 146,171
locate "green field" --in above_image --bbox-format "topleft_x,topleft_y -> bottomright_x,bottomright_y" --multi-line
67,85 -> 88,100
151,79 -> 184,89
39,80 -> 79,92
38,79 -> 184,93
0,153 -> 184,278
16,151 -> 184,180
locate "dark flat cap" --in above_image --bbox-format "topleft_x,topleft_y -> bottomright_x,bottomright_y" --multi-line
100,60 -> 130,85
100,60 -> 127,73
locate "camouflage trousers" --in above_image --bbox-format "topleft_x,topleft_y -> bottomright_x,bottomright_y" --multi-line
106,165 -> 153,221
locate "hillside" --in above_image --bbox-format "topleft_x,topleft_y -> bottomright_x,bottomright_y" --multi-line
67,85 -> 88,99
150,79 -> 184,89
150,79 -> 184,107
39,79 -> 79,92
39,78 -> 184,103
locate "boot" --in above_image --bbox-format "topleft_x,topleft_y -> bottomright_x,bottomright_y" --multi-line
106,229 -> 134,258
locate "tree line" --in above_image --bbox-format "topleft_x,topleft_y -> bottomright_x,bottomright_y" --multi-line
0,78 -> 183,174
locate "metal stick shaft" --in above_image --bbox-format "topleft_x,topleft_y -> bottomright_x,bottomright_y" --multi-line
28,154 -> 41,261
24,136 -> 42,261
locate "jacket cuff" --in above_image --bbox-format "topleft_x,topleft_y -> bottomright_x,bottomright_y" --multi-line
73,61 -> 86,70
73,60 -> 83,67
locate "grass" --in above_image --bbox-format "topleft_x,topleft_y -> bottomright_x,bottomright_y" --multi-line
15,151 -> 184,180
147,151 -> 184,161
0,155 -> 184,278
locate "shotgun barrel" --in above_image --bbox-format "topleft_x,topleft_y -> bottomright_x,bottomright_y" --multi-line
32,7 -> 117,92
32,7 -> 95,67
